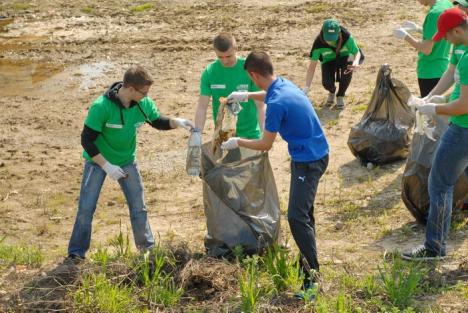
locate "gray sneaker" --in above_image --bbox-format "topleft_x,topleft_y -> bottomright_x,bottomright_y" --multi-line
325,93 -> 335,106
336,96 -> 345,109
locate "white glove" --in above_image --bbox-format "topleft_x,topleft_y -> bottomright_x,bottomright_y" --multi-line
102,162 -> 127,180
302,86 -> 310,94
171,118 -> 194,130
221,137 -> 239,150
425,95 -> 447,104
416,103 -> 437,116
227,91 -> 249,103
393,27 -> 409,39
402,21 -> 422,33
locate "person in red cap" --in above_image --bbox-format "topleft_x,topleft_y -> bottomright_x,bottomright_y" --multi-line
402,7 -> 468,261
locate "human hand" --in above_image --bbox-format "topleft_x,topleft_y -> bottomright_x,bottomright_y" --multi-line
221,137 -> 239,150
425,95 -> 447,104
415,103 -> 437,116
171,118 -> 194,130
227,91 -> 249,104
402,21 -> 422,33
102,162 -> 127,180
393,27 -> 409,39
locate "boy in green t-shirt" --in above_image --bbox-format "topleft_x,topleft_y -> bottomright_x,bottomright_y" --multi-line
402,8 -> 468,261
303,19 -> 363,109
67,66 -> 194,261
394,0 -> 453,97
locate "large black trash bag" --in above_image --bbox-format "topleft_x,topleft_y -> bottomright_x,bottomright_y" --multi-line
348,64 -> 414,165
402,116 -> 468,224
201,142 -> 280,257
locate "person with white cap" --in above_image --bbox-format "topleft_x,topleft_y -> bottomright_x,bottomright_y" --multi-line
394,0 -> 453,97
402,7 -> 468,260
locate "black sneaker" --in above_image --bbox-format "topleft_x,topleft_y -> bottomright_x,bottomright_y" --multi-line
64,254 -> 85,265
401,245 -> 445,261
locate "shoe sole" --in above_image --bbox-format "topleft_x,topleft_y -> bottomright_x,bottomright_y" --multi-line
400,254 -> 445,261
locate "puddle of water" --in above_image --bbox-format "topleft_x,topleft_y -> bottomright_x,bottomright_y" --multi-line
0,59 -> 63,97
78,61 -> 115,90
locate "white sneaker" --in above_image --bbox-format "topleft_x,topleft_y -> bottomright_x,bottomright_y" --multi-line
325,93 -> 335,106
336,96 -> 345,109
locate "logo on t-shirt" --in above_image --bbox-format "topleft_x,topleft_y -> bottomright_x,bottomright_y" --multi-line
211,84 -> 226,89
105,123 -> 123,129
237,84 -> 249,91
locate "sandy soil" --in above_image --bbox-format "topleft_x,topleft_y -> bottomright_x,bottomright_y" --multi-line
0,0 -> 466,311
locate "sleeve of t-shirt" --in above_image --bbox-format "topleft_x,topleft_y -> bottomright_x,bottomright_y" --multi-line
422,11 -> 438,41
310,48 -> 321,61
200,68 -> 212,97
345,36 -> 359,55
459,55 -> 468,86
265,103 -> 284,133
144,98 -> 160,122
84,101 -> 108,132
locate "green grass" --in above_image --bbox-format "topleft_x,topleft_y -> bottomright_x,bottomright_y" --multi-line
81,6 -> 94,14
130,3 -> 154,12
0,238 -> 44,268
263,244 -> 303,293
239,257 -> 264,313
10,3 -> 31,11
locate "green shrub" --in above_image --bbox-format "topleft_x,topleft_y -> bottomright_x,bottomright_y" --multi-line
239,257 -> 263,313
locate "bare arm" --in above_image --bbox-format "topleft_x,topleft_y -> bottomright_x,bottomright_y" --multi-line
247,91 -> 266,102
404,35 -> 434,56
305,60 -> 318,90
194,95 -> 210,131
436,85 -> 468,116
255,100 -> 266,131
426,64 -> 456,98
238,130 -> 277,151
91,154 -> 107,167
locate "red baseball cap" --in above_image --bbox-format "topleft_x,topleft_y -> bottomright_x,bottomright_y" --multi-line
432,7 -> 467,41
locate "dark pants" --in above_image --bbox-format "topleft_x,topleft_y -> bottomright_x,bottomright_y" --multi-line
288,155 -> 329,280
321,57 -> 352,97
418,78 -> 440,98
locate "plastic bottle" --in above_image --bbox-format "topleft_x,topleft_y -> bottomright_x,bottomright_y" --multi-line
186,129 -> 202,176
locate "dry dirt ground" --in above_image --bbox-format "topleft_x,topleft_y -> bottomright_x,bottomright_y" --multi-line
0,0 -> 467,312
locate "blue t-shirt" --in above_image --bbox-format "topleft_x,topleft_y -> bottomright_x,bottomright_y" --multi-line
265,77 -> 329,162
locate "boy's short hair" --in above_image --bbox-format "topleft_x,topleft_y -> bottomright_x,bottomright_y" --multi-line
123,65 -> 154,88
213,32 -> 236,52
244,51 -> 274,76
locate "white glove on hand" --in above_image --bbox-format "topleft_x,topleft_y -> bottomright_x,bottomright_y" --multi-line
102,162 -> 127,181
221,137 -> 239,150
416,103 -> 437,116
393,27 -> 409,39
302,86 -> 310,94
425,95 -> 447,104
171,118 -> 194,130
227,91 -> 249,103
402,21 -> 422,33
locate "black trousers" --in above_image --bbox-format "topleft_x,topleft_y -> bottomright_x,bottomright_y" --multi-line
418,78 -> 440,98
321,57 -> 352,97
288,154 -> 329,279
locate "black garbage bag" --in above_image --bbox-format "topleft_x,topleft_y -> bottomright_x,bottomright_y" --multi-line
402,116 -> 468,224
201,142 -> 280,257
348,64 -> 414,165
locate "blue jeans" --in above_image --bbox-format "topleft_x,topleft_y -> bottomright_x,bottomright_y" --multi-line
68,161 -> 155,257
425,125 -> 468,255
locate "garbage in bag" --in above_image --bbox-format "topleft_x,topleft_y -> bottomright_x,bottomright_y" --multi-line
347,64 -> 414,165
201,142 -> 280,257
401,115 -> 468,224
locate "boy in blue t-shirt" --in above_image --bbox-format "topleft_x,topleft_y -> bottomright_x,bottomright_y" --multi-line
222,52 -> 329,297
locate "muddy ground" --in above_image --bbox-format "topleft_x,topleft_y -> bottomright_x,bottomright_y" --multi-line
0,0 -> 466,312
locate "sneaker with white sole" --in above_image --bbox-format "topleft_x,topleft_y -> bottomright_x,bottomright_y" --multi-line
401,245 -> 445,261
325,93 -> 335,106
336,96 -> 345,109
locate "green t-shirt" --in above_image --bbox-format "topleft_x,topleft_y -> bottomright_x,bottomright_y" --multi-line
200,57 -> 261,139
449,44 -> 467,102
449,50 -> 468,128
83,95 -> 160,166
417,0 -> 453,79
310,36 -> 359,64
